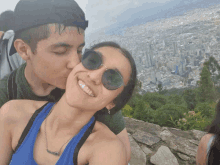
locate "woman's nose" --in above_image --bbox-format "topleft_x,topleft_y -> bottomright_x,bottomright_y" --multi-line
87,67 -> 105,85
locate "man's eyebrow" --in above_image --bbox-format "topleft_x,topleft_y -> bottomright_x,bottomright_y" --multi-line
51,42 -> 72,48
51,42 -> 85,49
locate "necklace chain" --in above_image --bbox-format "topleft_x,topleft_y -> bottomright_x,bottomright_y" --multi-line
44,103 -> 73,156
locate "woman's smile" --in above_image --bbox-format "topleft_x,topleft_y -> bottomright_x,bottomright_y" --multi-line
78,79 -> 95,97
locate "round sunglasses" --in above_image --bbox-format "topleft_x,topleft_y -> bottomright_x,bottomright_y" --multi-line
81,49 -> 124,90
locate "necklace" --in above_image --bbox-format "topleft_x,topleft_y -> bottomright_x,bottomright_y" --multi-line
44,103 -> 73,156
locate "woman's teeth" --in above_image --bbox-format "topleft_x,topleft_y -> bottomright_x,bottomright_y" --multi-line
78,80 -> 95,97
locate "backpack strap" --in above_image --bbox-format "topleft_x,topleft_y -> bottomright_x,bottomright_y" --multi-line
7,69 -> 17,100
2,38 -> 13,71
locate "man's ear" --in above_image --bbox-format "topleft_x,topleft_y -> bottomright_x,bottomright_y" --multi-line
0,31 -> 4,38
14,39 -> 32,61
106,102 -> 115,110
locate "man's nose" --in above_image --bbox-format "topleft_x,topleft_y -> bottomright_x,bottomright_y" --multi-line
67,51 -> 81,69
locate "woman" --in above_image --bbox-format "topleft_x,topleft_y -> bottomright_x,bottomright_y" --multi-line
196,100 -> 220,164
0,41 -> 136,165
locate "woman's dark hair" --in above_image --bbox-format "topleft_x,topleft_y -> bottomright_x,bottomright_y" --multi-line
90,41 -> 137,116
0,10 -> 15,31
206,100 -> 220,164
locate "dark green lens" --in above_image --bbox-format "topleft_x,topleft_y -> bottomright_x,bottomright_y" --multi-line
102,69 -> 123,90
82,50 -> 102,70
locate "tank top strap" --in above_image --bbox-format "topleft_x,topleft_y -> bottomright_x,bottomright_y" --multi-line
10,102 -> 55,165
13,102 -> 52,153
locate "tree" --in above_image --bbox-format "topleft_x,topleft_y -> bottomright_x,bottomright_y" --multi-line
142,92 -> 167,110
133,99 -> 148,121
183,89 -> 197,110
154,104 -> 187,127
194,102 -> 215,118
167,94 -> 187,107
156,83 -> 168,95
133,78 -> 142,95
204,56 -> 220,87
197,65 -> 216,103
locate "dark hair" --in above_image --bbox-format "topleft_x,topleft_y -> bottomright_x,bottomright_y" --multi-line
91,41 -> 137,116
206,100 -> 220,164
0,10 -> 15,31
14,24 -> 84,54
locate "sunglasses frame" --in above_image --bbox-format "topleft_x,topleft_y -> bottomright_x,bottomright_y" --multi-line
82,49 -> 124,90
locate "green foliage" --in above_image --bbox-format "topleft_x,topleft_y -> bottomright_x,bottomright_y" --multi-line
133,99 -> 148,121
154,104 -> 187,127
163,87 -> 186,96
204,56 -> 220,86
194,102 -> 216,118
127,93 -> 142,108
132,100 -> 156,123
149,100 -> 163,110
168,111 -> 212,131
167,94 -> 187,107
197,65 -> 216,102
183,89 -> 197,110
142,92 -> 167,110
156,83 -> 168,94
122,104 -> 134,118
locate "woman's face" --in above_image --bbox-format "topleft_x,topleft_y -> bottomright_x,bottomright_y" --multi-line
65,46 -> 132,111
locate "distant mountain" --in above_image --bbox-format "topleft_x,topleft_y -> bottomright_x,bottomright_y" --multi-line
105,0 -> 220,35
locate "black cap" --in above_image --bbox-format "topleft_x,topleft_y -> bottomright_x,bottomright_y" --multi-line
13,0 -> 88,32
9,0 -> 88,55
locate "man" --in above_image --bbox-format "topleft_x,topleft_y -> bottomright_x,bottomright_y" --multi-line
0,10 -> 14,31
0,0 -> 131,162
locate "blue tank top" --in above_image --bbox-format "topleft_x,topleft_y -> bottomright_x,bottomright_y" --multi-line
10,102 -> 95,165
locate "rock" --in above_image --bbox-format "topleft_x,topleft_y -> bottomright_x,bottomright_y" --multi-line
160,130 -> 198,157
177,152 -> 191,161
139,143 -> 153,156
124,117 -> 209,165
128,133 -> 146,165
124,117 -> 162,136
132,130 -> 161,146
190,129 -> 207,141
150,146 -> 179,165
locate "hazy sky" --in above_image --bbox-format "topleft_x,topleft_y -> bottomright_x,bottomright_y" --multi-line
1,0 -> 214,34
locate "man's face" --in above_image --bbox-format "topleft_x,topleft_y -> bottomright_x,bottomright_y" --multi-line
27,25 -> 85,89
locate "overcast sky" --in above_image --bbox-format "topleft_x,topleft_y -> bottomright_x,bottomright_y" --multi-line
0,0 -> 173,34
1,0 -> 217,34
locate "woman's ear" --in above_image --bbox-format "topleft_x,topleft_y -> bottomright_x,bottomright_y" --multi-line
106,102 -> 115,110
14,39 -> 32,61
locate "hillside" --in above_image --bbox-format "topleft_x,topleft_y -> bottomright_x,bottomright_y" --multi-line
86,4 -> 220,92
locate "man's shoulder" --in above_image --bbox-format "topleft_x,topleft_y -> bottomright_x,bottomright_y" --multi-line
95,110 -> 125,135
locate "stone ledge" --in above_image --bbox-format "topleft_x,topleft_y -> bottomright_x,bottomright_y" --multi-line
125,117 -> 206,165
